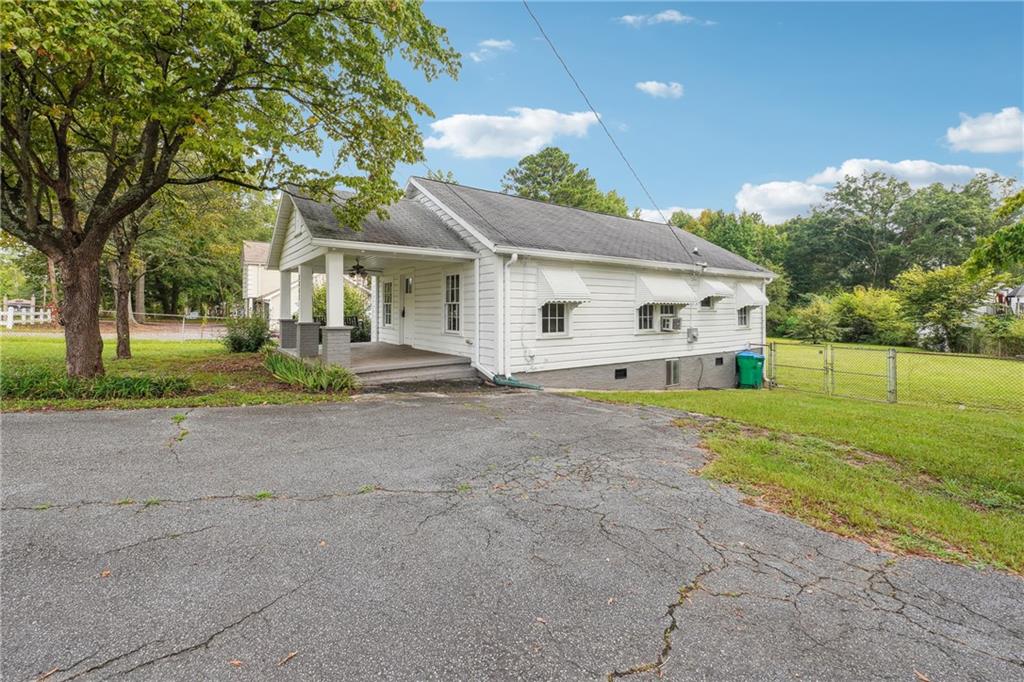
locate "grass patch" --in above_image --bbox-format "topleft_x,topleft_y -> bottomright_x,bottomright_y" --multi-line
578,389 -> 1024,573
0,336 -> 356,411
249,490 -> 274,501
769,338 -> 1023,409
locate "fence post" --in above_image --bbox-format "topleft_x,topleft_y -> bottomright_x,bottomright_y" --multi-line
769,341 -> 776,387
822,344 -> 831,396
887,348 -> 897,403
181,314 -> 186,340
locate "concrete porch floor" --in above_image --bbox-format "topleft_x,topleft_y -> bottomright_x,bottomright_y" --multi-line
278,342 -> 477,384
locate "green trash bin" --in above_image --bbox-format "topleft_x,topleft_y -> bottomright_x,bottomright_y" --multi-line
736,350 -> 764,389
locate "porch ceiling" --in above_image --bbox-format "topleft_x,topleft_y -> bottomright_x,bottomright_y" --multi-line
296,250 -> 474,275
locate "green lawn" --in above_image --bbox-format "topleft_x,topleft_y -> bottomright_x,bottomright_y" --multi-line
769,338 -> 1023,409
578,388 -> 1024,573
0,335 -> 347,411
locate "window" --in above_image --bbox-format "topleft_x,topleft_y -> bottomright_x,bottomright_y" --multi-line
405,277 -> 413,294
666,359 -> 680,386
382,281 -> 393,327
444,274 -> 460,333
658,304 -> 679,331
637,304 -> 654,330
540,302 -> 567,335
614,368 -> 628,380
700,296 -> 715,310
737,305 -> 750,327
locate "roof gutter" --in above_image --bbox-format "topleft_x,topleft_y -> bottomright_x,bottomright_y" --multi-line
491,245 -> 774,280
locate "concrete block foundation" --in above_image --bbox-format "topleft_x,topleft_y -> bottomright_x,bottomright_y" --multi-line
517,351 -> 740,391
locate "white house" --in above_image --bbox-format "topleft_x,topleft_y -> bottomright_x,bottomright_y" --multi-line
266,177 -> 772,388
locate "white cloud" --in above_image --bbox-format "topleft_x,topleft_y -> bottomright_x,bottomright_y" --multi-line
736,156 -> 996,224
635,80 -> 684,99
807,158 -> 992,187
617,9 -> 696,26
468,38 -> 515,63
945,107 -> 1024,153
735,181 -> 828,225
423,107 -> 599,159
637,207 -> 704,223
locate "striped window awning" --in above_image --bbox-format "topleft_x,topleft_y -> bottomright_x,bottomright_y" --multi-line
636,274 -> 700,306
698,279 -> 734,300
735,282 -> 769,307
537,267 -> 591,305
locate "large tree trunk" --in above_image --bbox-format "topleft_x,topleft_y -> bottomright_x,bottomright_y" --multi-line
114,257 -> 133,359
60,253 -> 104,378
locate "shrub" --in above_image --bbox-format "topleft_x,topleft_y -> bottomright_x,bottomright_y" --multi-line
791,295 -> 839,343
223,315 -> 272,353
978,315 -> 1024,357
263,351 -> 359,392
832,286 -> 916,346
1,368 -> 191,400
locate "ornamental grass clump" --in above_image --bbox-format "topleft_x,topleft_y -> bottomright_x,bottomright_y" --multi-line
263,351 -> 358,393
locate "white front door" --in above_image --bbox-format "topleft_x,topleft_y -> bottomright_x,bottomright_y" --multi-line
399,272 -> 415,345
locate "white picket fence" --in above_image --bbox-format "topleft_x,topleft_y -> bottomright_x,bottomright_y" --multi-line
2,306 -> 52,328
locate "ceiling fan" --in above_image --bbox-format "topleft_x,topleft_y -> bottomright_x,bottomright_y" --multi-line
347,258 -> 383,277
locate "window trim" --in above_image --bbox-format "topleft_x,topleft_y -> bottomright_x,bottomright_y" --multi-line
443,272 -> 462,335
666,358 -> 681,386
538,301 -> 571,338
637,303 -> 655,332
381,279 -> 394,328
737,305 -> 750,328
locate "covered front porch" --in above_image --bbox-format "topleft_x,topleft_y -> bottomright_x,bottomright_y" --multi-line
279,341 -> 477,384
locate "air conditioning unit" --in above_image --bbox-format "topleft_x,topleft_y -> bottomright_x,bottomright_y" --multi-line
661,317 -> 683,332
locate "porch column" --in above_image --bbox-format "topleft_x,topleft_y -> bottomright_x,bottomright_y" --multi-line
278,269 -> 296,349
295,263 -> 319,358
321,251 -> 353,367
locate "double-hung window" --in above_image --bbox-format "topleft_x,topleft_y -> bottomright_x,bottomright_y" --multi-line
540,302 -> 567,335
444,274 -> 461,333
637,304 -> 655,331
737,305 -> 750,327
382,281 -> 393,327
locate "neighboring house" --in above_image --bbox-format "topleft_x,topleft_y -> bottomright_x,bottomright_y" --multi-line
999,284 -> 1024,316
242,240 -> 366,326
266,177 -> 772,390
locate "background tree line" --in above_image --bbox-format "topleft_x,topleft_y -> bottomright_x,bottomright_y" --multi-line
497,147 -> 1023,355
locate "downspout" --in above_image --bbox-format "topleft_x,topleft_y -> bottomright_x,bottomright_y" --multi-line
503,253 -> 518,379
474,258 -> 480,368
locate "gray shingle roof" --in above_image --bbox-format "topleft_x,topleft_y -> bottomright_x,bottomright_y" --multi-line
242,240 -> 270,264
414,177 -> 770,275
289,190 -> 475,253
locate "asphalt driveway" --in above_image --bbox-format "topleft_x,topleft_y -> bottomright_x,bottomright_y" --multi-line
2,392 -> 1022,680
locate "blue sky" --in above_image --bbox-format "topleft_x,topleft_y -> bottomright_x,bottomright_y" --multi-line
347,2 -> 1023,223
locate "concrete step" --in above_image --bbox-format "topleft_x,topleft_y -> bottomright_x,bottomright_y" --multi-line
356,361 -> 480,385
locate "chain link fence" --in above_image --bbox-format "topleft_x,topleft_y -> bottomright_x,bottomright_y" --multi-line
766,340 -> 1023,411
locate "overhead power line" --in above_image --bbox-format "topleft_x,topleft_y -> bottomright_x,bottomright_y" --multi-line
524,1 -> 684,232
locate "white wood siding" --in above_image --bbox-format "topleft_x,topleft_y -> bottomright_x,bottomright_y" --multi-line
507,258 -> 766,373
411,191 -> 499,372
373,262 -> 476,360
278,208 -> 322,271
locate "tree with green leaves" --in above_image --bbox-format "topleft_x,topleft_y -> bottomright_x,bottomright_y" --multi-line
425,169 -> 458,184
1,0 -> 458,377
894,265 -> 1001,351
500,147 -> 629,217
966,189 -> 1024,273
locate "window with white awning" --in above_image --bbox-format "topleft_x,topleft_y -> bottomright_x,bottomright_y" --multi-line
734,282 -> 769,307
635,274 -> 700,307
537,267 -> 591,305
697,279 -> 734,300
